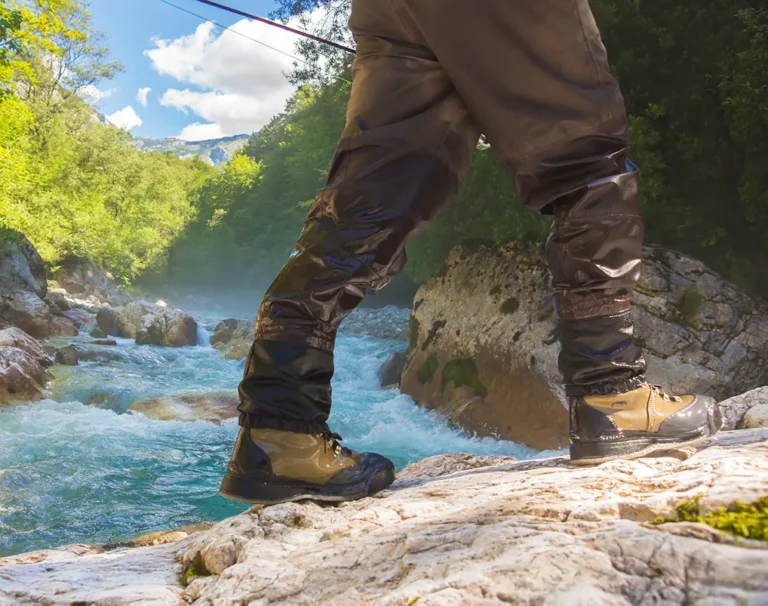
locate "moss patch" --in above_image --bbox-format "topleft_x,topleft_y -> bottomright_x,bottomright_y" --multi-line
181,553 -> 212,587
500,297 -> 520,315
421,320 -> 446,351
681,285 -> 702,323
409,316 -> 421,352
654,496 -> 768,541
441,358 -> 488,398
417,354 -> 439,385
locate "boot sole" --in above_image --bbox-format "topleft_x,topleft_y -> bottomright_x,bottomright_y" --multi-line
569,428 -> 715,466
219,465 -> 396,505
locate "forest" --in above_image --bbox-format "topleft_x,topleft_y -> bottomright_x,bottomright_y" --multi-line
2,0 -> 768,296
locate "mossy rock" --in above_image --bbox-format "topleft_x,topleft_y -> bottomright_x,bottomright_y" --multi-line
654,496 -> 768,541
417,354 -> 439,385
181,552 -> 212,587
681,285 -> 702,324
409,315 -> 421,352
500,297 -> 520,315
441,358 -> 488,398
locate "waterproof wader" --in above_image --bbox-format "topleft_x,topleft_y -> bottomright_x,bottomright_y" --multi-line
240,0 -> 646,429
222,0 -> 720,496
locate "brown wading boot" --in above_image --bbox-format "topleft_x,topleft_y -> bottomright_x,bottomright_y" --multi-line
569,383 -> 723,465
219,427 -> 395,505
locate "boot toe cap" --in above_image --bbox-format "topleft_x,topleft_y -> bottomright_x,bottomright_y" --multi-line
658,394 -> 723,437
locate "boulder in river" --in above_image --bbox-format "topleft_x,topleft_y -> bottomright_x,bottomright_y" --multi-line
47,315 -> 79,337
402,242 -> 768,451
96,307 -> 120,337
117,301 -> 198,347
210,318 -> 253,360
129,392 -> 239,424
1,417 -> 767,604
0,345 -> 51,405
90,339 -> 117,346
380,351 -> 407,388
53,344 -> 119,366
89,326 -> 107,338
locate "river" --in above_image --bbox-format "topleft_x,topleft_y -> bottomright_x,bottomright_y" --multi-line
0,308 -> 555,557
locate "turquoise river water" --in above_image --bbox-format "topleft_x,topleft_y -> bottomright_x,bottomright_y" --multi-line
0,310 -> 554,557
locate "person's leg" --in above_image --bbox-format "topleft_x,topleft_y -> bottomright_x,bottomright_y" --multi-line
221,0 -> 479,503
400,0 -> 721,463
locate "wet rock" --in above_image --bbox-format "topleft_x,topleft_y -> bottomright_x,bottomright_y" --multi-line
54,345 -> 79,366
54,345 -> 117,366
89,326 -> 107,338
0,346 -> 51,404
211,318 -> 252,360
0,230 -> 46,298
91,339 -> 117,346
402,242 -> 768,451
718,386 -> 768,430
96,306 -> 120,336
129,392 -> 239,424
380,351 -> 407,387
0,327 -> 52,368
3,428 -> 767,604
117,301 -> 198,347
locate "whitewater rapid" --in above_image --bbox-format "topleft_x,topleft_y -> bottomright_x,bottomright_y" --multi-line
0,311 -> 555,557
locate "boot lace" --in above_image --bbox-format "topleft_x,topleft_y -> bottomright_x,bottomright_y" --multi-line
649,383 -> 683,404
322,429 -> 351,456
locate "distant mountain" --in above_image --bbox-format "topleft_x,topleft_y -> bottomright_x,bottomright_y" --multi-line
131,134 -> 252,167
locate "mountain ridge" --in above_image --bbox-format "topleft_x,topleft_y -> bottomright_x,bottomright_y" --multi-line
130,134 -> 251,167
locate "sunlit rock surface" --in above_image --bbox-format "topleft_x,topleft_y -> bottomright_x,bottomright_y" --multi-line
129,392 -> 239,424
402,242 -> 768,451
211,318 -> 253,360
1,424 -> 766,605
117,301 -> 198,348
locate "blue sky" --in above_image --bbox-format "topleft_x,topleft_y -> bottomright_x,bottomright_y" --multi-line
84,0 -> 305,140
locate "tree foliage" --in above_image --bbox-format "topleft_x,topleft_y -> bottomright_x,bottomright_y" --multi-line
175,0 -> 768,295
0,0 -> 213,282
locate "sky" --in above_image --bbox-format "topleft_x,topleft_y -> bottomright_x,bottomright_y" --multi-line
83,0 -> 309,141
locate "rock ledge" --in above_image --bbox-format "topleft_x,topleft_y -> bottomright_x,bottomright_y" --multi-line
1,429 -> 767,605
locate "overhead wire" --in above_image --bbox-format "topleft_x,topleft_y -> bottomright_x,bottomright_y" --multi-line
156,0 -> 354,84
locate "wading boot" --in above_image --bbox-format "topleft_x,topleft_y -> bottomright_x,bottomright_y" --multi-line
220,427 -> 395,505
569,383 -> 722,465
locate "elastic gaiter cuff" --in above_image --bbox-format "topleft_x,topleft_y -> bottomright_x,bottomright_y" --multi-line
237,339 -> 335,433
558,310 -> 647,397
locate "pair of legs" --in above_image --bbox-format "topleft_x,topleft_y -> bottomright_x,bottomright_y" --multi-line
220,0 -> 721,504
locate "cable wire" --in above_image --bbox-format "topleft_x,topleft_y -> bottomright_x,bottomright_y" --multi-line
192,0 -> 355,54
157,0 -> 352,83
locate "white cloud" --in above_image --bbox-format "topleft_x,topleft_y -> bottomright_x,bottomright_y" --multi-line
136,87 -> 152,107
145,17 -> 307,140
178,122 -> 226,141
78,85 -> 115,105
106,106 -> 143,131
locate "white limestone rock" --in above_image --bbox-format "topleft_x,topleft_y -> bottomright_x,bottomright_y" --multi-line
2,428 -> 767,605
